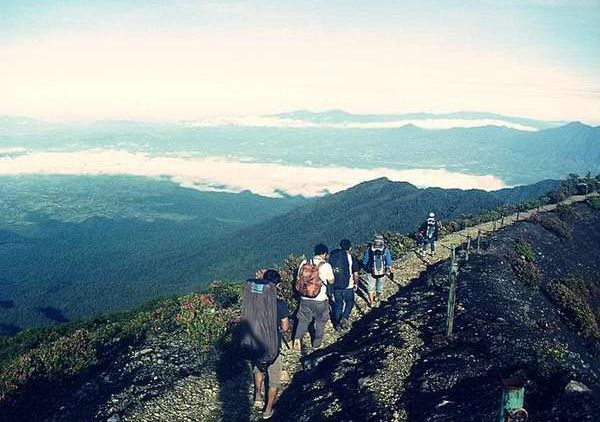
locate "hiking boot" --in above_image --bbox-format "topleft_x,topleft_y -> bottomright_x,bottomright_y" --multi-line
254,400 -> 264,410
262,410 -> 274,419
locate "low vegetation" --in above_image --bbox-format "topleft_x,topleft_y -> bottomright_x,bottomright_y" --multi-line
0,299 -> 179,403
544,273 -> 600,341
508,238 -> 541,288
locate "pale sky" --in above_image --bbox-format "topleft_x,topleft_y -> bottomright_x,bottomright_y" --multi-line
1,0 -> 599,123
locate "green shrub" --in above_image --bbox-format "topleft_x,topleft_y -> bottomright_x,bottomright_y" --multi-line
176,294 -> 238,352
508,239 -> 541,288
555,203 -> 575,222
0,329 -> 97,401
586,196 -> 600,210
208,281 -> 243,309
513,237 -> 535,262
382,232 -> 415,258
546,278 -> 599,340
538,215 -> 572,239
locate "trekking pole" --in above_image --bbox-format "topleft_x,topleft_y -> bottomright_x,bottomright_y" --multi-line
446,254 -> 458,338
465,235 -> 471,262
281,335 -> 291,350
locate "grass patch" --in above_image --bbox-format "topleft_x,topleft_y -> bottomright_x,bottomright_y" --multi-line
538,215 -> 572,239
555,203 -> 575,222
514,237 -> 535,262
508,238 -> 541,288
586,196 -> 600,210
0,298 -> 179,403
545,273 -> 600,341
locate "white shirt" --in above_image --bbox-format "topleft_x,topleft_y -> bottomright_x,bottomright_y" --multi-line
298,255 -> 334,301
346,252 -> 355,289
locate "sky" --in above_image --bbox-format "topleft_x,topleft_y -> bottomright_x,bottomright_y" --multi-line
1,0 -> 599,123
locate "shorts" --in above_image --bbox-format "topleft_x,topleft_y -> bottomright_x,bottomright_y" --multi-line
251,352 -> 283,389
367,274 -> 386,294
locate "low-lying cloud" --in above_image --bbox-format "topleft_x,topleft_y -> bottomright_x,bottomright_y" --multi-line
183,115 -> 539,131
0,149 -> 506,197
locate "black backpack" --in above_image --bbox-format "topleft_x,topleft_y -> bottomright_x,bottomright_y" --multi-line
329,248 -> 351,289
239,279 -> 279,367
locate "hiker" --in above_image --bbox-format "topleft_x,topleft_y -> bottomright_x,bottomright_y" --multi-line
361,234 -> 393,306
420,212 -> 441,255
240,269 -> 289,420
328,239 -> 360,330
293,243 -> 335,351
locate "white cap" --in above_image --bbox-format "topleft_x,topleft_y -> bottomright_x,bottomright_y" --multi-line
429,212 -> 435,218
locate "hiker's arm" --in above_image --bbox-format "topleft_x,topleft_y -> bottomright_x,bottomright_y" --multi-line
280,317 -> 290,333
320,264 -> 335,284
352,271 -> 359,290
361,250 -> 369,269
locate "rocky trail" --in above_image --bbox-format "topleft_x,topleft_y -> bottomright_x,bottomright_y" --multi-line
98,193 -> 597,422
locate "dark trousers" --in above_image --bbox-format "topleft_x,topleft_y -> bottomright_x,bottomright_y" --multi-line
294,299 -> 329,348
332,288 -> 354,324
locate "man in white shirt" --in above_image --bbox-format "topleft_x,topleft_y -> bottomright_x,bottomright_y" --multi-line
292,243 -> 334,351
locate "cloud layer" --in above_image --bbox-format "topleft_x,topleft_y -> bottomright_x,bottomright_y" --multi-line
0,149 -> 506,197
183,116 -> 539,131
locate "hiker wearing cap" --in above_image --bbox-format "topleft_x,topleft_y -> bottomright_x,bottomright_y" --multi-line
328,239 -> 360,330
361,235 -> 393,306
247,269 -> 290,420
293,243 -> 335,351
420,212 -> 441,255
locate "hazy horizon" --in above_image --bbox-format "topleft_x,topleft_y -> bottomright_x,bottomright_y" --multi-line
1,1 -> 599,123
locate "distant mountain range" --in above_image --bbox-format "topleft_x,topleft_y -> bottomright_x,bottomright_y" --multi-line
1,112 -> 597,188
273,109 -> 566,130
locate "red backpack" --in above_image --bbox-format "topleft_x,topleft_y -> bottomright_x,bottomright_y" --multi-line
296,259 -> 325,298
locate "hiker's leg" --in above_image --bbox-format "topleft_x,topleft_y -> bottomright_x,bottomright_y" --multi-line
294,300 -> 313,344
342,288 -> 354,321
375,276 -> 385,300
431,240 -> 436,254
312,301 -> 329,348
332,289 -> 343,325
253,366 -> 265,402
265,354 -> 283,413
367,274 -> 376,303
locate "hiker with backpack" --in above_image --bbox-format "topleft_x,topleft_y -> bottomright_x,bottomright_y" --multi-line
293,243 -> 335,351
361,234 -> 393,306
419,212 -> 441,255
328,239 -> 360,330
239,269 -> 290,420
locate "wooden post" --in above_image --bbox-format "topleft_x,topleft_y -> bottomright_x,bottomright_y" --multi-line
446,257 -> 458,338
516,211 -> 520,222
465,235 -> 471,261
498,378 -> 527,422
501,215 -> 505,227
477,229 -> 481,253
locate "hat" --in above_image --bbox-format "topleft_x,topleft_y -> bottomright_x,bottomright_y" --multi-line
429,212 -> 435,218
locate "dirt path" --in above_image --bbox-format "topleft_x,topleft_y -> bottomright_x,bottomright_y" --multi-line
122,193 -> 597,421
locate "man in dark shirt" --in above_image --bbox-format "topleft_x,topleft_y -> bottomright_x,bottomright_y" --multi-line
252,269 -> 290,420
